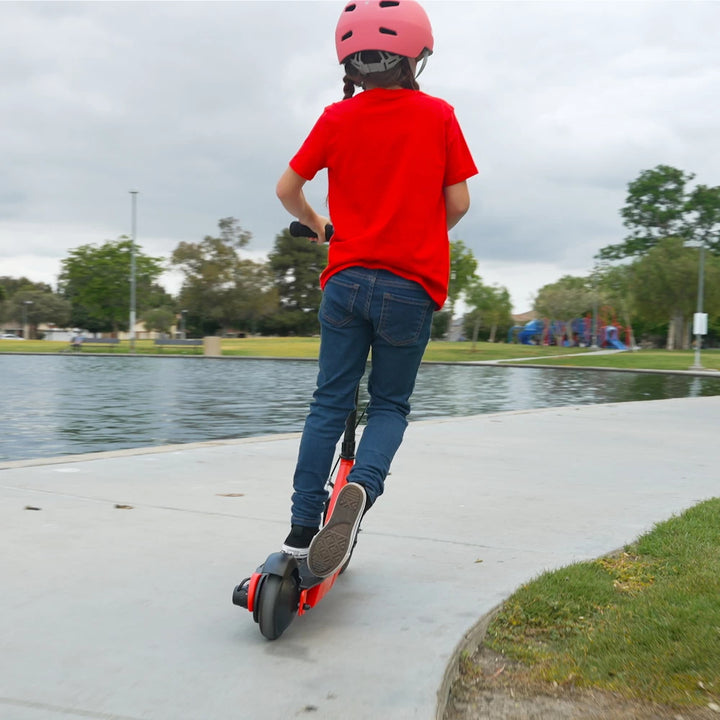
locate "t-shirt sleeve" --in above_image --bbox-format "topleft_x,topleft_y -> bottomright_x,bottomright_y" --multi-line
289,109 -> 331,181
444,111 -> 478,187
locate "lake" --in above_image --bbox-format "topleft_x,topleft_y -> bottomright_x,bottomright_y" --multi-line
1,354 -> 718,463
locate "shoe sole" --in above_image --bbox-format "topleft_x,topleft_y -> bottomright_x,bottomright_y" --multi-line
307,483 -> 366,578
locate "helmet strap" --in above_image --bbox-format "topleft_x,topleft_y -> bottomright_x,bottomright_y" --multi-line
414,54 -> 429,79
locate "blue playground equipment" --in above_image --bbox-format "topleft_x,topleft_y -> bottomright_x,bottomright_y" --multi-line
604,325 -> 627,350
508,313 -> 630,349
507,319 -> 545,345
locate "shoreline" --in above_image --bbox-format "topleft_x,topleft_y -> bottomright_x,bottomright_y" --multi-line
3,349 -> 720,378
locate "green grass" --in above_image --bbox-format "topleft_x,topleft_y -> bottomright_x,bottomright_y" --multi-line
0,337 -> 322,357
0,337 -> 587,361
2,337 -> 719,372
485,498 -> 720,707
512,348 -> 720,372
0,340 -> 64,353
0,339 -> 203,355
222,338 -> 595,362
422,341 -> 590,363
220,337 -> 321,357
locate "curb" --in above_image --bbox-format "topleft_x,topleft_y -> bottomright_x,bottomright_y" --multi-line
436,604 -> 503,720
0,431 -> 302,471
491,362 -> 720,378
435,542 -> 631,719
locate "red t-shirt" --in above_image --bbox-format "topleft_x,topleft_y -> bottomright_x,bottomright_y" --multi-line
289,88 -> 477,309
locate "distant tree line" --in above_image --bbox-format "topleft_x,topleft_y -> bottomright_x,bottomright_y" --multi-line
2,165 -> 718,347
1,215 -> 513,342
0,220 -> 321,339
532,165 -> 720,349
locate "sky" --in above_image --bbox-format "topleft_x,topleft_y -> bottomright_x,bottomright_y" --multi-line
1,1 -> 719,314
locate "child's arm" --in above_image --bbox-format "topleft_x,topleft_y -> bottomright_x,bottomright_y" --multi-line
444,181 -> 470,230
276,167 -> 331,242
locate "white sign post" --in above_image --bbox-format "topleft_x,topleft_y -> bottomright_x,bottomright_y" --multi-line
693,313 -> 708,336
692,312 -> 708,370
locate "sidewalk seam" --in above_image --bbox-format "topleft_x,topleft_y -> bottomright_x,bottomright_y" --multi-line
0,696 -> 145,720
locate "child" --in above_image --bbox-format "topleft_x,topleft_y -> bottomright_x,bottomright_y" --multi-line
276,0 -> 477,578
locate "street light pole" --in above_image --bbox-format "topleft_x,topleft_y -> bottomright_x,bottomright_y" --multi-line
691,240 -> 706,370
22,300 -> 33,339
129,190 -> 138,353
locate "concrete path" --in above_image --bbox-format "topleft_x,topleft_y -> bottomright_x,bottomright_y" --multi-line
1,396 -> 718,720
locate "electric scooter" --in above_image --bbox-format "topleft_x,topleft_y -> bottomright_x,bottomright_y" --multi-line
233,220 -> 358,641
232,387 -> 360,640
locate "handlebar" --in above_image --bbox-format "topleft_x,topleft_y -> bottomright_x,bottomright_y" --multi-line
289,221 -> 334,243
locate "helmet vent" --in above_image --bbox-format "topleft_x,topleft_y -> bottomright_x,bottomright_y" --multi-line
379,1 -> 400,6
344,3 -> 356,11
379,26 -> 398,36
341,31 -> 353,41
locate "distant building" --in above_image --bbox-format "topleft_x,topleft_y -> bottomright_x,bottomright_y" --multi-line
511,310 -> 538,324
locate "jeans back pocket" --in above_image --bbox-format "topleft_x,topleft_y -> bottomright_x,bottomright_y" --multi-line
320,276 -> 360,328
378,292 -> 432,347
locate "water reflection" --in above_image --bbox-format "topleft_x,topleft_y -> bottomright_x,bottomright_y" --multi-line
1,355 -> 718,462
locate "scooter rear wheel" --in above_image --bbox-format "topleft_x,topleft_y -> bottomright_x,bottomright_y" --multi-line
257,573 -> 300,640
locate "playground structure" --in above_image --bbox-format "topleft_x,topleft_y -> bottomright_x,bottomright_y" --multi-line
508,308 -> 631,349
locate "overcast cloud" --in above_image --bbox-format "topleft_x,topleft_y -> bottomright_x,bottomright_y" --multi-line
1,0 -> 719,312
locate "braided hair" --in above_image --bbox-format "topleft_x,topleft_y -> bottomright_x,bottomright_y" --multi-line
342,52 -> 420,100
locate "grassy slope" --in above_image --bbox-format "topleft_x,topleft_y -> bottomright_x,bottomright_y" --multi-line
485,498 -> 720,706
511,349 -> 720,372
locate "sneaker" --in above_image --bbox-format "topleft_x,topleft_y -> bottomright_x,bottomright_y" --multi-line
281,524 -> 318,559
307,483 -> 366,578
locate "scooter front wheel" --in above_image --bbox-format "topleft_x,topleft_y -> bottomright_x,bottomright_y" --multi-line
257,573 -> 300,640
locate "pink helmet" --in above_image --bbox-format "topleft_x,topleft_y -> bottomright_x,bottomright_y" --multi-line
335,0 -> 434,65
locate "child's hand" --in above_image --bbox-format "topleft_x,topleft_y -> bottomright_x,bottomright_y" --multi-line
307,214 -> 331,243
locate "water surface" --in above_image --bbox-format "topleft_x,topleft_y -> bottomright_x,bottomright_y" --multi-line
1,355 -> 718,463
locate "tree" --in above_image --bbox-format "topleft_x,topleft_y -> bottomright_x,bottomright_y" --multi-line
463,278 -> 491,348
597,168 -> 720,346
142,307 -> 176,336
265,228 -> 327,335
431,310 -> 451,340
171,218 -> 255,336
598,165 -> 695,261
1,277 -> 72,337
463,278 -> 512,348
482,285 -> 512,343
0,277 -> 51,324
0,276 -> 52,296
229,259 -> 279,335
447,239 -> 478,321
594,263 -> 637,348
686,184 -> 720,252
599,166 -> 720,262
217,216 -> 252,249
534,276 -> 593,346
630,237 -> 720,349
59,239 -> 164,334
6,288 -> 72,338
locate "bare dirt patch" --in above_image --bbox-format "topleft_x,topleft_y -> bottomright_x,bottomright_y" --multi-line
445,645 -> 719,720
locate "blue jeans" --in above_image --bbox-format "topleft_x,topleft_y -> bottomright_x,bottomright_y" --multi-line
291,267 -> 434,528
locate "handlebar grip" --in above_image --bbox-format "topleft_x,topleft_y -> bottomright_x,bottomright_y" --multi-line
289,221 -> 334,242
